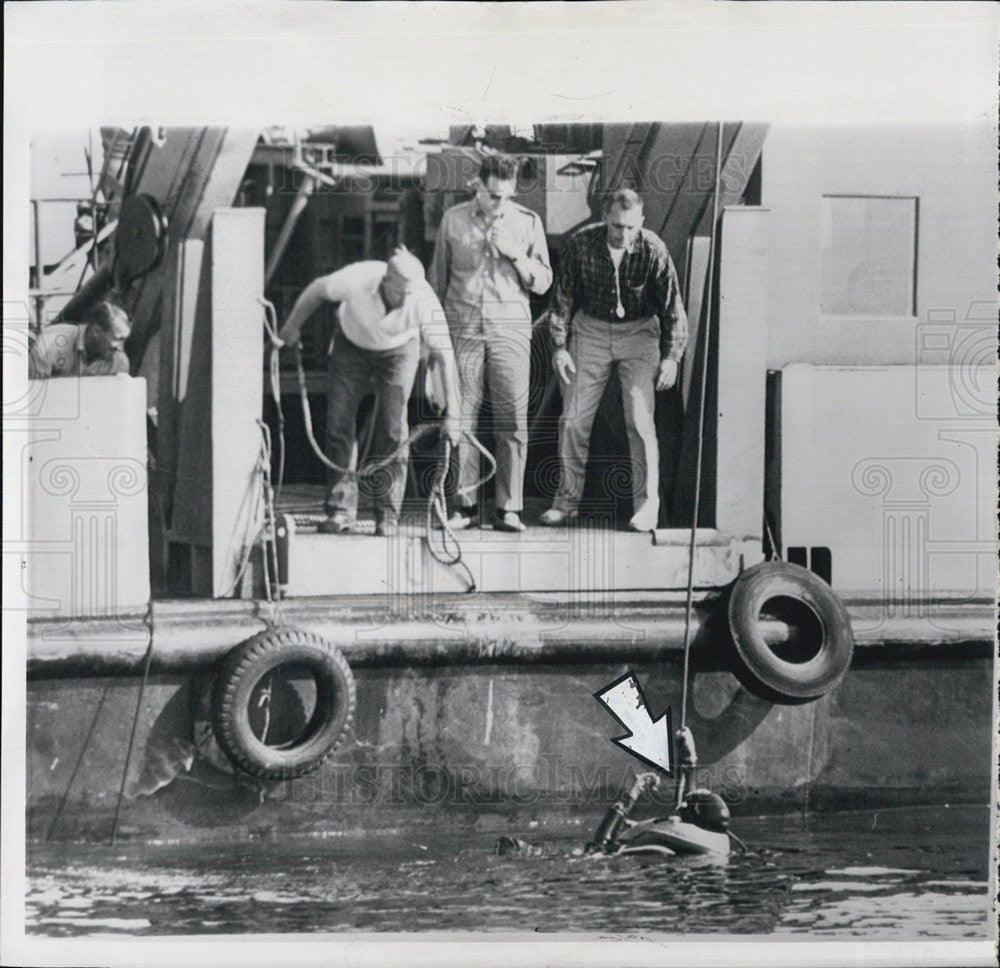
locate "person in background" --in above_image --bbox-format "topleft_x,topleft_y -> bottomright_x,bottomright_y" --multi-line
28,300 -> 131,379
429,154 -> 552,532
540,189 -> 688,532
278,248 -> 461,538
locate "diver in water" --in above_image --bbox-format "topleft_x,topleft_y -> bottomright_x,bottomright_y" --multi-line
498,728 -> 734,860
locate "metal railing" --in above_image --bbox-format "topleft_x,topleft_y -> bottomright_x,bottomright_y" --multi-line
30,196 -> 109,324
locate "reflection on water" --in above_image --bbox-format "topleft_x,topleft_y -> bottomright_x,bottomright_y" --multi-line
26,806 -> 992,938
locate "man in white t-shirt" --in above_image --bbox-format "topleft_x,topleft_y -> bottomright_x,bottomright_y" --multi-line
279,249 -> 460,536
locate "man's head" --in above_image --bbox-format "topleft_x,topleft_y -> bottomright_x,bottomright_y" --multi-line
381,247 -> 425,309
474,154 -> 520,220
603,189 -> 645,250
82,301 -> 130,361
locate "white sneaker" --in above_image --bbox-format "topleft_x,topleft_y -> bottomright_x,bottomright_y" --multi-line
494,510 -> 526,533
317,511 -> 353,534
628,511 -> 659,532
447,508 -> 477,531
539,507 -> 577,527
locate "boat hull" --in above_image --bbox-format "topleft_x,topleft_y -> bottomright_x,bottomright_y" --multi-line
25,643 -> 994,844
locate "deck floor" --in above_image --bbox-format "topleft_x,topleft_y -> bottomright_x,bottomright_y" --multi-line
276,487 -> 626,534
275,487 -> 745,597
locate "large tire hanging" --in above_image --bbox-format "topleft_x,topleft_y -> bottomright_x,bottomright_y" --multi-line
211,628 -> 355,780
725,561 -> 854,704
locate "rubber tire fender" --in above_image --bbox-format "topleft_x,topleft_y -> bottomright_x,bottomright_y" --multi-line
726,561 -> 854,704
211,627 -> 355,780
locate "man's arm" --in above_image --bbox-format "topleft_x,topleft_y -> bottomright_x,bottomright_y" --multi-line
278,268 -> 351,346
546,235 -> 579,351
652,246 -> 688,363
28,337 -> 52,379
428,344 -> 461,444
82,349 -> 130,376
427,212 -> 451,303
416,294 -> 462,443
492,211 -> 553,296
514,213 -> 553,295
277,278 -> 327,347
543,236 -> 581,384
651,244 -> 688,391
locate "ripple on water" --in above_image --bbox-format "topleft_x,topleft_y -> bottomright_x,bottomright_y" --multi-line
25,806 -> 993,938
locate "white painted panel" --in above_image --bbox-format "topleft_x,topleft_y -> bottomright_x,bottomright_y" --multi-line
23,375 -> 150,617
779,364 -> 995,600
210,208 -> 265,596
717,207 -> 769,543
761,124 -> 997,367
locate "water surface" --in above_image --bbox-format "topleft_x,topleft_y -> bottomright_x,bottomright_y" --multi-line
27,805 -> 993,938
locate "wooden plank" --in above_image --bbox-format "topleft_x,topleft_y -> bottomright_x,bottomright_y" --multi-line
155,239 -> 203,527
714,207 -> 768,542
166,240 -> 214,557
680,236 -> 711,414
284,529 -> 740,597
670,208 -> 770,538
670,297 -> 716,526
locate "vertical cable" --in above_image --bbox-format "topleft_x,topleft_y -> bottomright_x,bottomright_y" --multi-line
111,626 -> 155,845
678,121 -> 725,739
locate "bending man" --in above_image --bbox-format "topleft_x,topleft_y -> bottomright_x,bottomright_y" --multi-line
541,189 -> 688,532
279,249 -> 460,537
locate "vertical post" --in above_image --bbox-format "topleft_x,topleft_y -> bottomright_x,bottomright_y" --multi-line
714,206 -> 769,546
211,207 -> 266,596
32,199 -> 44,323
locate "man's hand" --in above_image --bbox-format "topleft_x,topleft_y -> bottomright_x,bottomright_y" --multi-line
655,358 -> 679,391
277,324 -> 299,349
553,348 -> 576,385
490,223 -> 527,263
443,414 -> 461,446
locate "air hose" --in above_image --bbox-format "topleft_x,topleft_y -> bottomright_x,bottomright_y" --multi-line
586,772 -> 660,854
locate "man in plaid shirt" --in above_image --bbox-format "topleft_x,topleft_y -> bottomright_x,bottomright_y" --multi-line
541,188 -> 688,531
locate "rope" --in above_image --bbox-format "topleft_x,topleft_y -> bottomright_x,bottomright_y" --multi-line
289,339 -> 495,492
423,436 -> 477,591
260,297 -> 495,491
677,121 -> 725,807
764,513 -> 781,562
214,438 -> 267,599
111,624 -> 155,845
46,681 -> 112,841
257,418 -> 287,625
260,299 -> 286,506
260,297 -> 494,592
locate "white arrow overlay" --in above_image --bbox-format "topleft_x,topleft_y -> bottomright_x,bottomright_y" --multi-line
594,673 -> 673,774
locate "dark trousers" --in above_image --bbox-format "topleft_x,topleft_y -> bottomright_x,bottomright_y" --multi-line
324,330 -> 420,520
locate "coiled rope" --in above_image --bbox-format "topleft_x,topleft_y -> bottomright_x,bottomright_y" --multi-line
259,298 -> 494,591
